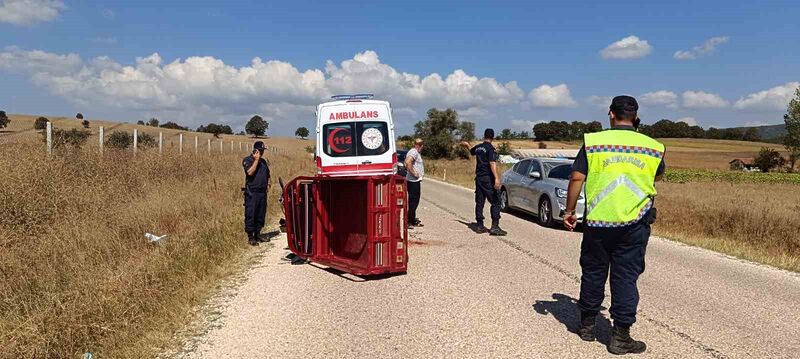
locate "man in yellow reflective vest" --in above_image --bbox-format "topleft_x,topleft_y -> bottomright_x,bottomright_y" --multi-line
564,96 -> 665,355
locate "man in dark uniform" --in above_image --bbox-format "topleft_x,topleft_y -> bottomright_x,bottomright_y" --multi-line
460,129 -> 507,236
243,141 -> 271,246
564,96 -> 665,355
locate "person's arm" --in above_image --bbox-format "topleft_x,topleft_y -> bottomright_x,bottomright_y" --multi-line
655,156 -> 666,182
563,171 -> 586,231
404,151 -> 418,178
246,152 -> 260,176
458,141 -> 474,155
490,161 -> 501,189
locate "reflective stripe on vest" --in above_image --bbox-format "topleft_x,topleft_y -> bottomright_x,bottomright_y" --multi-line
583,130 -> 664,227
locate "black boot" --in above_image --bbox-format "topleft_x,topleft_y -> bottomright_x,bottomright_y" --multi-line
608,325 -> 646,355
489,224 -> 507,236
248,232 -> 259,246
578,313 -> 596,342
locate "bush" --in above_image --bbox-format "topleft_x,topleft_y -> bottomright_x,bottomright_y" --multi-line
0,110 -> 9,129
305,145 -> 315,154
136,120 -> 145,125
106,131 -> 158,149
34,117 -> 49,130
753,147 -> 786,172
160,121 -> 190,131
76,113 -> 84,120
537,141 -> 547,149
498,142 -> 512,156
43,127 -> 91,148
147,118 -> 159,127
81,119 -> 90,128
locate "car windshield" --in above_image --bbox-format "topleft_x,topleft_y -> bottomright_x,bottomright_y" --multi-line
545,163 -> 573,179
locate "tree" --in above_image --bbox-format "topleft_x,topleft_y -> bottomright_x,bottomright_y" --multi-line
137,120 -> 145,125
0,110 -> 9,129
160,121 -> 189,131
498,128 -> 513,140
456,121 -> 476,141
497,142 -> 512,156
722,128 -> 744,141
246,115 -> 268,137
753,147 -> 785,173
105,131 -> 157,149
147,118 -> 159,127
197,123 -> 233,138
76,113 -> 84,120
784,86 -> 800,172
45,127 -> 91,149
34,117 -> 49,130
742,128 -> 761,142
412,108 -> 461,159
295,127 -> 310,139
81,120 -> 90,128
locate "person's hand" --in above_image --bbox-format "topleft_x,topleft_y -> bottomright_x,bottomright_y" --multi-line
459,141 -> 470,148
494,178 -> 501,190
253,150 -> 261,161
563,213 -> 578,231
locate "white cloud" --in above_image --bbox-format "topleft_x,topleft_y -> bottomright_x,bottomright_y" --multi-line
0,0 -> 64,26
101,8 -> 115,19
459,106 -> 490,119
510,119 -> 542,133
587,95 -> 612,109
528,83 -> 576,108
682,90 -> 729,108
673,36 -> 729,60
0,47 -> 525,130
734,82 -> 800,110
676,116 -> 698,126
600,36 -> 652,60
641,90 -> 678,108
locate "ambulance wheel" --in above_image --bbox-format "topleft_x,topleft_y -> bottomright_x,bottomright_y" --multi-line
499,188 -> 509,212
538,196 -> 554,227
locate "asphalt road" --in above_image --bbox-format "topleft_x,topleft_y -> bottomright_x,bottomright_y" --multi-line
178,179 -> 800,358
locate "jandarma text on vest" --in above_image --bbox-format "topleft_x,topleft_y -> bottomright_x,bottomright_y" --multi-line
602,155 -> 646,170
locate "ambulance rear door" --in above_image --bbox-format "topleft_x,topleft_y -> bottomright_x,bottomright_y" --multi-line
317,100 -> 395,176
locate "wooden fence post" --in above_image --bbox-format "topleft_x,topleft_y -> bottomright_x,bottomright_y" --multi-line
99,126 -> 104,155
46,121 -> 52,155
179,134 -> 183,155
219,140 -> 223,153
195,136 -> 198,154
231,140 -> 234,152
207,138 -> 211,155
158,132 -> 163,154
133,129 -> 138,156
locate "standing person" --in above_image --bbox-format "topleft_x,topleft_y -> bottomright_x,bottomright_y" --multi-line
563,96 -> 665,355
405,138 -> 425,228
460,129 -> 507,236
242,141 -> 271,246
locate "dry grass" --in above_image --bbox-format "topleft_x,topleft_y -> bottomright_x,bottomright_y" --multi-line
426,158 -> 800,272
0,130 -> 312,357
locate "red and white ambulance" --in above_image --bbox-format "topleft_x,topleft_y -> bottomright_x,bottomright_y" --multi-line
280,94 -> 408,276
315,94 -> 397,176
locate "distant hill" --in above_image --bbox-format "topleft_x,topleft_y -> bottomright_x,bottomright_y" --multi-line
732,124 -> 786,142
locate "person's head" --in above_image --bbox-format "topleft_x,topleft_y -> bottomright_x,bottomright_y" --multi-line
608,95 -> 639,127
253,141 -> 265,155
414,138 -> 424,150
483,128 -> 495,142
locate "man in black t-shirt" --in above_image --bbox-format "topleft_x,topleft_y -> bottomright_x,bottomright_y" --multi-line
460,129 -> 507,236
242,141 -> 271,246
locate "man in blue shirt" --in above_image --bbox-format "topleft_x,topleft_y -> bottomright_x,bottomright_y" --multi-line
242,141 -> 271,246
461,129 -> 507,236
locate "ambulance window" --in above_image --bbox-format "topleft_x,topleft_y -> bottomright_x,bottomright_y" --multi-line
356,122 -> 390,156
322,123 -> 355,157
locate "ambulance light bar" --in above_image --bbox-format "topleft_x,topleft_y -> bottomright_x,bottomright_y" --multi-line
331,94 -> 374,100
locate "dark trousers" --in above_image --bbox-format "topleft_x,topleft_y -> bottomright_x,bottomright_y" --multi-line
577,218 -> 650,327
475,176 -> 501,226
407,180 -> 421,223
244,190 -> 267,234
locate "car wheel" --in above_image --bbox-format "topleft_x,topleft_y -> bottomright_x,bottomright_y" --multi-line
499,188 -> 509,212
538,196 -> 554,227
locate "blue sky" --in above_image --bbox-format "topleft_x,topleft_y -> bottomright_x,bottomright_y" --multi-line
1,0 -> 799,135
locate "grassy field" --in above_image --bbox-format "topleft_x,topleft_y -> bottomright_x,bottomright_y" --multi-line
495,137 -> 788,170
426,151 -> 800,272
0,116 -> 313,357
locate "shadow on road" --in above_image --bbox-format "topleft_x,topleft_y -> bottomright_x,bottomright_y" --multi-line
532,293 -> 612,345
455,220 -> 489,234
257,230 -> 282,243
504,209 -> 585,233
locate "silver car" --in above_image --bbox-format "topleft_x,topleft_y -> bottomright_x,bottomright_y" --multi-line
499,158 -> 585,227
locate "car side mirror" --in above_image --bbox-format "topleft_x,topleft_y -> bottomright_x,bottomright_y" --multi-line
529,171 -> 541,179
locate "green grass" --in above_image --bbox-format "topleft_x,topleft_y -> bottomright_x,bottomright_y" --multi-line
664,168 -> 800,185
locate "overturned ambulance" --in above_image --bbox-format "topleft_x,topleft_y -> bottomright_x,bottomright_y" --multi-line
281,94 -> 408,275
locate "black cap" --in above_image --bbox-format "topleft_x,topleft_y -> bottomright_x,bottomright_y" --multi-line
610,95 -> 639,116
484,128 -> 495,139
253,141 -> 265,150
